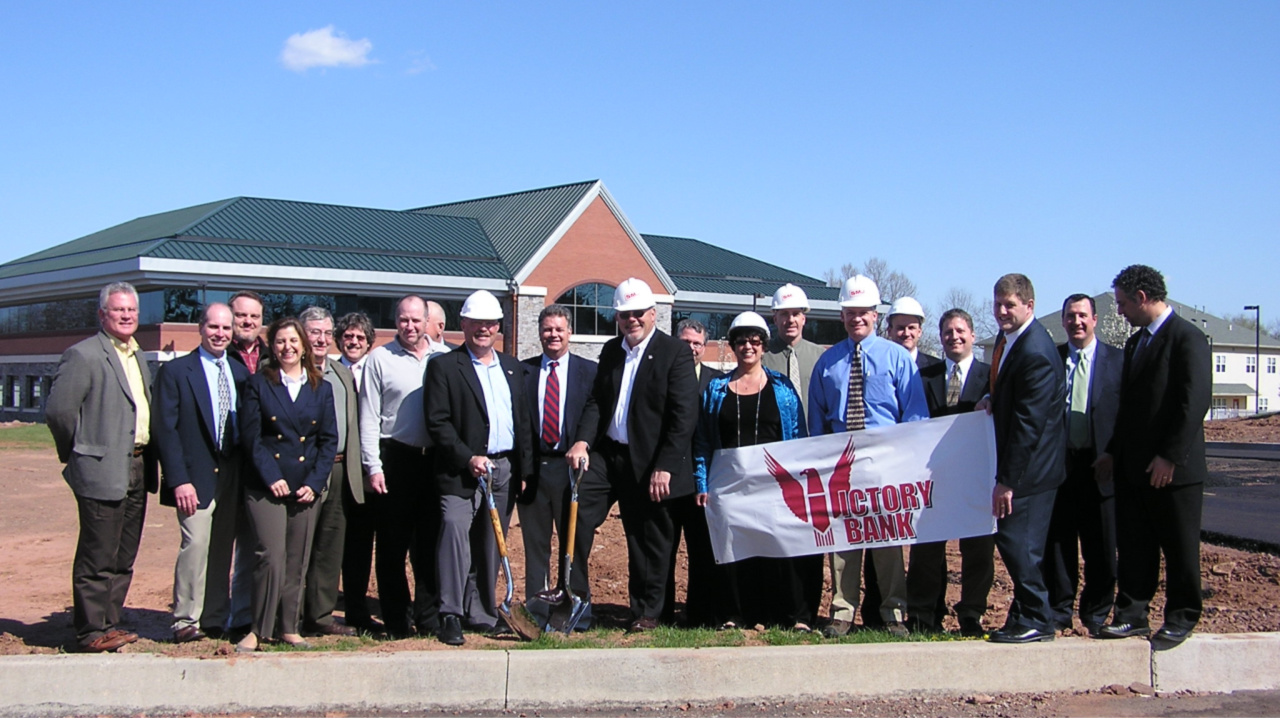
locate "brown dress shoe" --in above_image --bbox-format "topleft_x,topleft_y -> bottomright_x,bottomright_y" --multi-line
104,628 -> 140,644
79,633 -> 130,653
306,622 -> 357,637
173,626 -> 207,643
627,617 -> 658,633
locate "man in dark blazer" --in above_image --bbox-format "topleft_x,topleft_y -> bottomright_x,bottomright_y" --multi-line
661,318 -> 725,627
151,303 -> 249,643
46,282 -> 158,652
299,307 -> 364,637
425,290 -> 534,645
1097,265 -> 1211,650
518,304 -> 604,622
905,308 -> 995,636
568,278 -> 699,632
1045,294 -> 1123,637
982,274 -> 1067,644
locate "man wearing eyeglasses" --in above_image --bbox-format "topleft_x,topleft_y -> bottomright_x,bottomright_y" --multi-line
568,278 -> 699,633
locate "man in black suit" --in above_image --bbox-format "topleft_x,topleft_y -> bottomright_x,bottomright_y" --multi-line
151,303 -> 248,643
981,274 -> 1067,644
905,308 -> 995,636
519,304 -> 606,626
425,290 -> 533,645
1097,265 -> 1211,650
661,318 -> 725,627
568,278 -> 699,633
1045,294 -> 1122,637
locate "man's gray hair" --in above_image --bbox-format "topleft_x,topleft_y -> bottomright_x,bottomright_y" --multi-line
98,281 -> 138,310
676,318 -> 707,338
538,304 -> 573,330
299,306 -> 334,326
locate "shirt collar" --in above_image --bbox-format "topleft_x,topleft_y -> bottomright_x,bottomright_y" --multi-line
281,371 -> 305,387
108,333 -> 140,355
1146,305 -> 1175,336
945,354 -> 974,376
1070,336 -> 1097,361
623,328 -> 656,357
1003,314 -> 1035,345
541,353 -> 568,369
467,346 -> 499,367
196,346 -> 227,364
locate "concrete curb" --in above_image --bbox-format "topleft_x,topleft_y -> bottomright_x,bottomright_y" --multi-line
0,632 -> 1276,713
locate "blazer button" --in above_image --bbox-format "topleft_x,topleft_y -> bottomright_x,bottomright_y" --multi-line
213,468 -> 219,474
311,420 -> 317,425
274,453 -> 280,459
277,434 -> 283,440
300,436 -> 306,442
298,456 -> 305,462
271,416 -> 277,422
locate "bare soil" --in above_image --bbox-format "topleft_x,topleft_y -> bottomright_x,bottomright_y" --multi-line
1205,413 -> 1280,443
1,444 -> 1278,657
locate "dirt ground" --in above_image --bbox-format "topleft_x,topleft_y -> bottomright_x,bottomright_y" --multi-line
2,429 -> 1279,657
1205,413 -> 1280,442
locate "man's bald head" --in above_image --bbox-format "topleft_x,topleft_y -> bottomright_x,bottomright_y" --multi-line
426,300 -> 447,343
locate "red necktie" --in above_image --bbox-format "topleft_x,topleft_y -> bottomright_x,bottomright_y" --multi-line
989,334 -> 1007,396
541,361 -> 561,448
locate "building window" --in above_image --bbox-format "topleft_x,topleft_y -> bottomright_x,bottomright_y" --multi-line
1212,397 -> 1227,409
1246,356 -> 1257,373
1269,357 -> 1277,374
1215,355 -> 1227,373
25,377 -> 43,409
1262,398 -> 1270,412
5,377 -> 19,408
554,283 -> 619,337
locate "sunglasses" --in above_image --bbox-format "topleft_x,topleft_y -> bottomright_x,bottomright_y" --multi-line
732,337 -> 764,348
616,309 -> 649,320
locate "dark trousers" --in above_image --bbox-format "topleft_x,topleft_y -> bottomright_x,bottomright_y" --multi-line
663,493 -> 717,627
72,455 -> 148,644
906,534 -> 996,629
1044,449 -> 1117,629
994,488 -> 1056,633
520,454 -> 611,601
371,440 -> 440,635
437,457 -> 511,626
1113,480 -> 1203,631
341,479 -> 377,626
720,554 -> 821,628
303,462 -> 350,629
602,439 -> 676,621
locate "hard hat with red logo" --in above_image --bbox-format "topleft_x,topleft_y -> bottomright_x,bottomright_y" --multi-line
613,278 -> 656,312
729,310 -> 771,340
770,283 -> 811,312
839,275 -> 881,308
887,296 -> 925,321
460,290 -> 504,320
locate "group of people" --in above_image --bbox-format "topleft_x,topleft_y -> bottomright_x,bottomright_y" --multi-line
46,261 -> 1209,654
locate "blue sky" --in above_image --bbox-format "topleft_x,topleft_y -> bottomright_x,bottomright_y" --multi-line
3,2 -> 1277,326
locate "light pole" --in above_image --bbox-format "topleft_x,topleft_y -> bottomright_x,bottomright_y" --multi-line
1245,305 -> 1260,414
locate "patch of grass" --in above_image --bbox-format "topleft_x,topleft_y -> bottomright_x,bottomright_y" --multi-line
641,625 -> 742,648
0,423 -> 55,450
759,627 -> 823,646
518,628 -> 610,650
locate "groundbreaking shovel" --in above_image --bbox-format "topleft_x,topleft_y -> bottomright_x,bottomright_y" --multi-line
529,464 -> 590,634
477,468 -> 542,641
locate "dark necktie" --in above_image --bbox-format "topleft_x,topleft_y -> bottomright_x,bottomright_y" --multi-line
946,363 -> 962,407
541,361 -> 561,448
845,343 -> 866,431
215,358 -> 231,451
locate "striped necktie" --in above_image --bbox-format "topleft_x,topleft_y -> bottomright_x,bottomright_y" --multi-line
946,363 -> 962,407
215,358 -> 231,451
845,343 -> 866,431
541,361 -> 561,449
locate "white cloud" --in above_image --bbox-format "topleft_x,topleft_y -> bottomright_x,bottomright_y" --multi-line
280,26 -> 374,72
406,52 -> 437,75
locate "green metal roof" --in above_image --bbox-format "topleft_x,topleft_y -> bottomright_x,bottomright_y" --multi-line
409,180 -> 597,275
642,234 -> 838,300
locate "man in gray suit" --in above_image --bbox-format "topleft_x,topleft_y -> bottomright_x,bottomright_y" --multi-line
46,281 -> 158,652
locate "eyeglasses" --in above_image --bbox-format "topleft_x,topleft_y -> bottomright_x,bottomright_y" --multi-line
341,332 -> 367,343
682,340 -> 705,350
616,309 -> 649,320
306,329 -> 334,338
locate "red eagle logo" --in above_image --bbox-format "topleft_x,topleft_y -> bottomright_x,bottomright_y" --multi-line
764,438 -> 857,547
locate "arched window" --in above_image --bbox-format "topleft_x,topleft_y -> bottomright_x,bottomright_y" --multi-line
555,283 -> 618,337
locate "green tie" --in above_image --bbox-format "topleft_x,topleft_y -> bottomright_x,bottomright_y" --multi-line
1068,351 -> 1090,448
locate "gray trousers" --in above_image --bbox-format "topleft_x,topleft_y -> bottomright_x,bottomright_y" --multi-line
304,462 -> 349,628
438,457 -> 511,626
72,455 -> 147,644
244,486 -> 319,639
171,460 -> 240,632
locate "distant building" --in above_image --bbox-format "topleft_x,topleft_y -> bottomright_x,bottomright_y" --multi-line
0,180 -> 845,422
978,292 -> 1280,419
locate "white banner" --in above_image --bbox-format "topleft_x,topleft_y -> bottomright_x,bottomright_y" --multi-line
705,411 -> 998,564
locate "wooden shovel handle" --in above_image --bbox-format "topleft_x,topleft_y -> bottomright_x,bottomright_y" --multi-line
489,507 -> 508,557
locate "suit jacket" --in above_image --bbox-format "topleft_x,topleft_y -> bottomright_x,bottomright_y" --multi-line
326,360 -> 364,503
45,331 -> 159,501
1058,340 -> 1123,462
521,352 -> 598,498
425,346 -> 534,498
916,351 -> 943,371
991,319 -> 1067,497
240,373 -> 338,495
151,350 -> 249,509
921,356 -> 991,418
575,329 -> 699,498
1106,312 -> 1211,486
697,362 -> 726,395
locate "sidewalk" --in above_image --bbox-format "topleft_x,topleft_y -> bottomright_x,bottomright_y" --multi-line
2,632 -> 1278,715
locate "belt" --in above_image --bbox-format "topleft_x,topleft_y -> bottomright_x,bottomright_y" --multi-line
334,452 -> 345,463
487,450 -> 513,460
1067,446 -> 1097,458
131,445 -> 146,458
383,438 -> 429,455
539,450 -> 567,459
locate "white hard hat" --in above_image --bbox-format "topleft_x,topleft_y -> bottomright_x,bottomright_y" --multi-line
729,311 -> 771,340
771,283 -> 811,311
887,296 -> 926,321
613,278 -> 655,312
460,290 -> 503,320
839,275 -> 881,308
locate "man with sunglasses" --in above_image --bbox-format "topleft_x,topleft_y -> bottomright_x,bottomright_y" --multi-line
568,278 -> 699,633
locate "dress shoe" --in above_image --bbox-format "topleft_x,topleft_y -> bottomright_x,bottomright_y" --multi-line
1097,621 -> 1150,639
348,618 -> 384,635
1083,623 -> 1104,638
1150,625 -> 1193,651
437,615 -> 465,646
173,626 -> 207,643
279,634 -> 312,649
200,626 -> 225,641
78,633 -> 130,653
958,617 -> 986,638
987,625 -> 1055,644
104,628 -> 140,644
464,621 -> 495,634
821,619 -> 852,638
627,616 -> 658,634
304,622 -> 357,637
885,621 -> 910,638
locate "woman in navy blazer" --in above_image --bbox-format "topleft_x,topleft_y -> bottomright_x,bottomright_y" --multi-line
237,317 -> 338,652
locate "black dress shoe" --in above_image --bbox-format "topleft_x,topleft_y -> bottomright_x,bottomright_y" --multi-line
228,624 -> 253,643
627,616 -> 658,634
437,615 -> 465,646
1151,625 -> 1192,650
958,617 -> 986,638
1083,623 -> 1103,638
1097,621 -> 1150,639
987,625 -> 1055,644
200,626 -> 225,640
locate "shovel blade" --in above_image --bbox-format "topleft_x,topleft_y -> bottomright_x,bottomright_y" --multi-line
499,602 -> 543,641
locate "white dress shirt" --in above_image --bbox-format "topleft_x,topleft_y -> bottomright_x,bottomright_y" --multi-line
607,329 -> 657,445
538,353 -> 571,450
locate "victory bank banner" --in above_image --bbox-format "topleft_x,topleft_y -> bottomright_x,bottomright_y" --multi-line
705,412 -> 998,564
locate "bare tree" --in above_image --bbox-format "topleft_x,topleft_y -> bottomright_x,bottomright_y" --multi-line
1096,307 -> 1136,348
823,257 -> 918,302
1225,312 -> 1280,340
823,263 -> 860,288
932,287 -> 998,345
